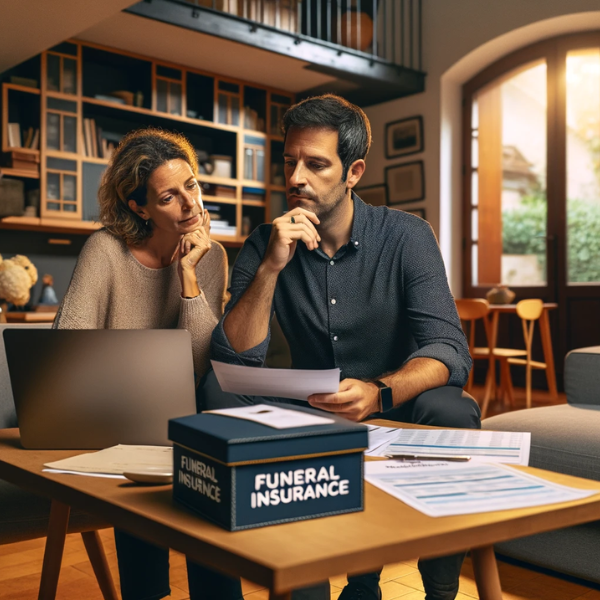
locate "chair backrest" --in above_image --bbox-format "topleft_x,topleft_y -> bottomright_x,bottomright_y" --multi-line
0,323 -> 52,429
516,298 -> 544,321
515,299 -> 543,359
455,298 -> 491,350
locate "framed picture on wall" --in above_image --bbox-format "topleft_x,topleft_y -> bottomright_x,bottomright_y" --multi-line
385,116 -> 424,159
402,207 -> 426,220
355,184 -> 387,206
385,161 -> 425,204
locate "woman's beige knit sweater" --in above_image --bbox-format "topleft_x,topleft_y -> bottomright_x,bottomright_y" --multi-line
54,229 -> 228,378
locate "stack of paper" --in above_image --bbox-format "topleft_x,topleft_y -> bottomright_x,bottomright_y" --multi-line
43,445 -> 172,480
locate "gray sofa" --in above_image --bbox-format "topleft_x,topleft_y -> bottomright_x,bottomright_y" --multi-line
483,346 -> 600,584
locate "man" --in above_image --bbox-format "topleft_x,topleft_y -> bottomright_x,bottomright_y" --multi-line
207,94 -> 480,600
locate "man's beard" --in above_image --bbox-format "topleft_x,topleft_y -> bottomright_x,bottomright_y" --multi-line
288,182 -> 348,223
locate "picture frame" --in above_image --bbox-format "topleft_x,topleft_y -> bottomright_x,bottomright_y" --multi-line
385,161 -> 425,205
355,183 -> 387,207
385,115 -> 424,159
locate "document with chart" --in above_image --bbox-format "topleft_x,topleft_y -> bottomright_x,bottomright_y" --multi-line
365,461 -> 597,517
367,428 -> 531,465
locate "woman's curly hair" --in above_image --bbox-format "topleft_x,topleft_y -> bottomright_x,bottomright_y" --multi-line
98,128 -> 198,246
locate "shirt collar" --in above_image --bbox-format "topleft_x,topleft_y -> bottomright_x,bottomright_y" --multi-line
348,190 -> 368,251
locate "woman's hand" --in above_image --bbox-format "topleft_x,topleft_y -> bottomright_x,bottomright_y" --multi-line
178,211 -> 211,298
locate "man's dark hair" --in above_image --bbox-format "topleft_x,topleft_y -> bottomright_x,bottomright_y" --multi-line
282,94 -> 372,181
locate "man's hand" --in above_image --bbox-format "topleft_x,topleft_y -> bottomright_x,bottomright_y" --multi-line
308,378 -> 380,422
263,208 -> 321,274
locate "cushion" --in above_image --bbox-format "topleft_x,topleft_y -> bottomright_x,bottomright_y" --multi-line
565,346 -> 600,407
483,404 -> 600,481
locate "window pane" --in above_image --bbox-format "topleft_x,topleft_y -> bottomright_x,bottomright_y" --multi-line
47,173 -> 60,200
256,149 -> 265,182
473,60 -> 547,287
244,148 -> 254,180
63,116 -> 77,153
230,96 -> 240,126
47,54 -> 60,91
169,82 -> 182,116
218,94 -> 228,124
63,175 -> 76,201
62,58 -> 77,94
566,49 -> 600,284
46,113 -> 60,150
157,79 -> 168,113
471,171 -> 478,206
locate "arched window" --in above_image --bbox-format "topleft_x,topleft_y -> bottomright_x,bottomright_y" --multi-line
463,33 -> 600,355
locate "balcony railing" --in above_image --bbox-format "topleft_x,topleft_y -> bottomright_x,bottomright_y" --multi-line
188,0 -> 422,71
127,0 -> 425,105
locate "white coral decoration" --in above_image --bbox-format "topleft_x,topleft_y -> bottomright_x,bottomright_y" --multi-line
0,254 -> 39,306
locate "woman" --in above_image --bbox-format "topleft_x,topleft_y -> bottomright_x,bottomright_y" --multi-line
55,128 -> 243,600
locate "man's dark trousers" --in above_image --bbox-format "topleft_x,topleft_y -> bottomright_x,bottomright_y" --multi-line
200,372 -> 481,600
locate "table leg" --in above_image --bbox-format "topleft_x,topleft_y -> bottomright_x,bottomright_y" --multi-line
471,545 -> 502,600
38,501 -> 70,600
481,312 -> 499,418
539,310 -> 558,399
81,530 -> 119,600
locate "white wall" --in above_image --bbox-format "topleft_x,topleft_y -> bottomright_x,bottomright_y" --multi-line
362,0 -> 600,294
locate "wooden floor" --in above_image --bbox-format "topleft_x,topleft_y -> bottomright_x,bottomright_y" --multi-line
1,386 -> 594,600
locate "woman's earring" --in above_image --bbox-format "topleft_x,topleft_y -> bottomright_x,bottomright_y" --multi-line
145,219 -> 149,226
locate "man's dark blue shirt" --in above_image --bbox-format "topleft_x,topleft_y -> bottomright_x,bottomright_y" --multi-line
211,193 -> 471,387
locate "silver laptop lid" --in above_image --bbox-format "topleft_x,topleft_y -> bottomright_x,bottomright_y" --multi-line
4,329 -> 197,449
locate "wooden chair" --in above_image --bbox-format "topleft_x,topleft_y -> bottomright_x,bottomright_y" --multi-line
500,299 -> 546,410
1,323 -> 118,600
455,299 -> 495,417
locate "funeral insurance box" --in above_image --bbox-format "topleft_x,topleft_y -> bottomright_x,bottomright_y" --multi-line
169,406 -> 368,531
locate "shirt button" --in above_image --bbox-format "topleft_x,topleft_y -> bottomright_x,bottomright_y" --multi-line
329,260 -> 334,266
354,241 -> 359,246
330,298 -> 336,305
333,335 -> 339,341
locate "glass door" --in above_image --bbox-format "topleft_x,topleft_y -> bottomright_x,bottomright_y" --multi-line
468,59 -> 549,291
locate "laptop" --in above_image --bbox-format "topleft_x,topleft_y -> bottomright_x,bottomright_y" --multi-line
3,329 -> 197,449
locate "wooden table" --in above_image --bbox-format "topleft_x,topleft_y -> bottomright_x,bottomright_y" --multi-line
488,303 -> 558,399
5,311 -> 57,323
2,426 -> 600,600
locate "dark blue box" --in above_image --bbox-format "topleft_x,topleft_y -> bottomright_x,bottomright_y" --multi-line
169,406 -> 368,531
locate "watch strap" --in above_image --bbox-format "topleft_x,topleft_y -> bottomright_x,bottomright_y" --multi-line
373,379 -> 394,413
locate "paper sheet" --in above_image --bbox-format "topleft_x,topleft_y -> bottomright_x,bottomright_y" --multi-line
365,461 -> 598,517
368,428 -> 531,465
205,404 -> 335,428
366,424 -> 399,455
211,360 -> 340,401
44,445 -> 173,476
43,469 -> 127,480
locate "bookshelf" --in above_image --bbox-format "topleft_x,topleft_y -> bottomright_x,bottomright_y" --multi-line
0,39 -> 294,245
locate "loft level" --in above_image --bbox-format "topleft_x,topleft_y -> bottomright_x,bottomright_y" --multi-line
127,0 -> 426,106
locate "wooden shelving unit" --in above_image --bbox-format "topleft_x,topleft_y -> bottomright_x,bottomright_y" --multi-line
0,39 -> 294,246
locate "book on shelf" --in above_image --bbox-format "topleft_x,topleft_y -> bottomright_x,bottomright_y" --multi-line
96,125 -> 103,158
213,185 -> 237,199
23,127 -> 34,148
90,120 -> 98,158
7,123 -> 22,148
30,129 -> 40,150
83,119 -> 92,157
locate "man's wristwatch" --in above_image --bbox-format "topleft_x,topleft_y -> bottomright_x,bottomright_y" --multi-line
373,380 -> 394,413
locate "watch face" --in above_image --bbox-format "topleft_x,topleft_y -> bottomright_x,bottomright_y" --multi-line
380,386 -> 394,412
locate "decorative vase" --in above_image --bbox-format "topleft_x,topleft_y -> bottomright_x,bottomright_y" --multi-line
486,285 -> 516,305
